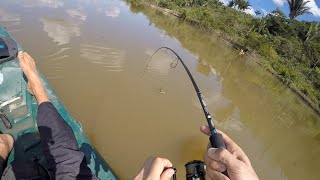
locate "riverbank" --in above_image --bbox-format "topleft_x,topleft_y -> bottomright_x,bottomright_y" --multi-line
129,0 -> 320,115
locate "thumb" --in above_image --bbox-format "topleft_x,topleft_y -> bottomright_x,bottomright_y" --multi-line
208,148 -> 238,169
160,168 -> 175,180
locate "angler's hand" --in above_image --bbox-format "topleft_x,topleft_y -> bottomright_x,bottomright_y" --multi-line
134,157 -> 175,180
200,125 -> 259,180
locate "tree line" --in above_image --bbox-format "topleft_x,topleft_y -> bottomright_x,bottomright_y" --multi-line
227,0 -> 312,20
132,0 -> 320,110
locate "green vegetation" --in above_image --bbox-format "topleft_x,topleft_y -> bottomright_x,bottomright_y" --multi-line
228,0 -> 251,11
130,0 -> 320,111
287,0 -> 311,19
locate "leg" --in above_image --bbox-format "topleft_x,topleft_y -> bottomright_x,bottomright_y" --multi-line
37,102 -> 93,180
0,134 -> 13,176
19,52 -> 96,180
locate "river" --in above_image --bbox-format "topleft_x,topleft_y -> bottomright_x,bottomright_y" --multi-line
1,0 -> 320,179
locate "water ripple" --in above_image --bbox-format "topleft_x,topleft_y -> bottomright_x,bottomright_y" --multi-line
41,48 -> 70,80
47,47 -> 70,57
80,44 -> 126,72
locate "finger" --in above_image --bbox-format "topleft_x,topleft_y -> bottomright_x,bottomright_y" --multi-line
201,127 -> 251,166
204,151 -> 226,172
200,125 -> 212,149
200,126 -> 232,151
212,129 -> 245,160
200,127 -> 239,151
208,148 -> 239,169
200,125 -> 211,136
149,157 -> 173,178
216,130 -> 240,151
205,169 -> 229,180
234,151 -> 251,166
216,130 -> 251,166
156,158 -> 172,168
160,168 -> 175,180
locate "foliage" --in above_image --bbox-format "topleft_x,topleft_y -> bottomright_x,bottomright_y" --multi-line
287,0 -> 311,19
302,23 -> 320,43
254,10 -> 262,16
314,67 -> 320,89
228,0 -> 251,11
263,9 -> 299,38
130,0 -> 320,109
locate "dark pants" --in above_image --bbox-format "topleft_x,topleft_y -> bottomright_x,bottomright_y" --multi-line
1,102 -> 97,180
37,102 -> 97,180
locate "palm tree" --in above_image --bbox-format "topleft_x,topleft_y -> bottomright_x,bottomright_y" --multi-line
228,0 -> 235,7
287,0 -> 311,19
254,10 -> 262,16
237,0 -> 251,10
228,0 -> 251,11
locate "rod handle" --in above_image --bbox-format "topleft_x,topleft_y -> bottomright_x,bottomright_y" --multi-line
210,133 -> 226,149
209,133 -> 228,177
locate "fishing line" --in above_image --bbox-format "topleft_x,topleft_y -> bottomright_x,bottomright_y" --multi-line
144,47 -> 228,177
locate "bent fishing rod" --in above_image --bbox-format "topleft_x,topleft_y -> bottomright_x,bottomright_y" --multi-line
146,47 -> 227,150
145,47 -> 229,178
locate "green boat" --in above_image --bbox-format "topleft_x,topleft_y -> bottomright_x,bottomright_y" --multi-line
0,25 -> 117,179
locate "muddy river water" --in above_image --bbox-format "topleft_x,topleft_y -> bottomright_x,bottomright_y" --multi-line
1,0 -> 320,179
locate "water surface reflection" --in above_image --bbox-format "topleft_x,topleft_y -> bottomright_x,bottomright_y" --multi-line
40,17 -> 80,45
1,0 -> 320,179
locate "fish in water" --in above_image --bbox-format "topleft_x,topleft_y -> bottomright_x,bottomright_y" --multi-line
159,88 -> 166,95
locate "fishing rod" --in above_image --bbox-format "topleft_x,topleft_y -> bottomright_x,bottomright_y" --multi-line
145,47 -> 228,177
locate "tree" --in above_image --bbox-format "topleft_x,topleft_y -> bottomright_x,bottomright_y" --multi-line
228,0 -> 235,7
287,0 -> 311,19
264,8 -> 297,37
228,0 -> 251,11
255,10 -> 262,16
237,0 -> 251,10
